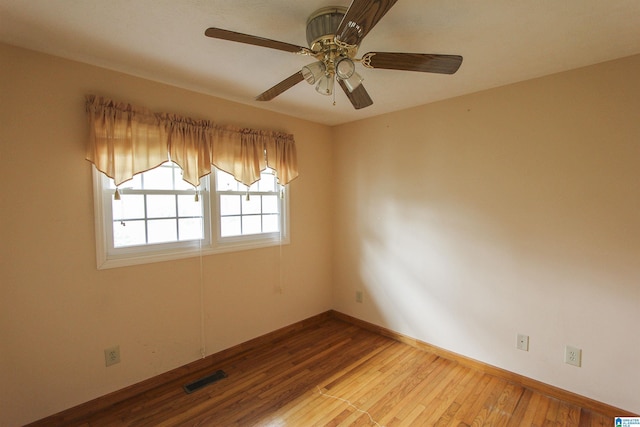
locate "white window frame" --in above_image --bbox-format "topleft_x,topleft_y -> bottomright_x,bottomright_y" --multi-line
92,164 -> 290,269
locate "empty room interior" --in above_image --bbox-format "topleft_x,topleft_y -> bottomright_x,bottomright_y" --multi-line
1,0 -> 639,425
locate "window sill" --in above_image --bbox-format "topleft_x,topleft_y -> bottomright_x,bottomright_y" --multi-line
97,237 -> 290,269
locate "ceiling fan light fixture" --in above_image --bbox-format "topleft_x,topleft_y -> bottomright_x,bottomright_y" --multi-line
302,61 -> 326,85
343,72 -> 364,92
335,57 -> 355,80
205,2 -> 462,110
315,74 -> 334,96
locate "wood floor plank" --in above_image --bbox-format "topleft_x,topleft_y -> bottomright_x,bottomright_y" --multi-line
466,377 -> 508,426
449,374 -> 494,425
486,382 -> 525,426
392,403 -> 427,427
290,343 -> 406,425
28,316 -> 629,426
404,364 -> 470,425
379,353 -> 443,421
331,347 -> 424,426
430,369 -> 485,426
532,395 -> 552,426
399,358 -> 455,414
350,349 -> 434,413
546,396 -> 561,424
566,404 -> 582,426
508,387 -> 534,426
371,359 -> 440,417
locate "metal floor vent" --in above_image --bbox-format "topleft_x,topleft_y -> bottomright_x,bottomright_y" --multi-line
183,369 -> 227,394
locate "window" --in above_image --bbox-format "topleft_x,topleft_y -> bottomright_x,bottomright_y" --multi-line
93,162 -> 289,269
215,168 -> 283,238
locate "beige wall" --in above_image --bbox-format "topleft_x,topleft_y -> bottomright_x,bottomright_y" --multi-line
0,43 -> 333,426
332,54 -> 640,413
2,42 -> 639,425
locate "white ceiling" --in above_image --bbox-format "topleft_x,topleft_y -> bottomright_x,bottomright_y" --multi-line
1,0 -> 639,126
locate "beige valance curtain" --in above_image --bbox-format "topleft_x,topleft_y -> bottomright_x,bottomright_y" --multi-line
85,95 -> 298,187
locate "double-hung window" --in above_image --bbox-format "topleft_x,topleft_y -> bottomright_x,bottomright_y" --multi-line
215,167 -> 286,241
93,162 -> 289,269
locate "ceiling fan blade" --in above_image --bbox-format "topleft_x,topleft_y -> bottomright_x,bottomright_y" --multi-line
255,71 -> 305,101
338,80 -> 373,110
205,27 -> 309,54
362,52 -> 463,74
336,0 -> 399,47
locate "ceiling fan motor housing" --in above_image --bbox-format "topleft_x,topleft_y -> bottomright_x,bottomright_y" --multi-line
306,7 -> 348,51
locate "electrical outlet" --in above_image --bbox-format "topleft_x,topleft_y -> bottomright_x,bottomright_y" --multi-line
517,334 -> 529,351
104,345 -> 121,367
355,290 -> 363,303
564,345 -> 582,367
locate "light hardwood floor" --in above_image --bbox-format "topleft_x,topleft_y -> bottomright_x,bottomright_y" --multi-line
32,315 -> 621,426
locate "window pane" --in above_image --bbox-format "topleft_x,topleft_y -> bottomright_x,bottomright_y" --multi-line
126,174 -> 143,190
259,174 -> 276,192
220,195 -> 241,215
262,195 -> 279,214
242,215 -> 261,235
96,166 -> 220,267
107,174 -> 142,190
177,195 -> 202,217
242,195 -> 261,215
173,168 -> 194,191
212,166 -> 286,243
216,169 -> 239,191
248,181 -> 260,192
148,219 -> 177,244
144,166 -> 174,190
147,195 -> 176,218
112,195 -> 145,220
179,218 -> 203,241
221,216 -> 241,237
262,214 -> 279,233
113,220 -> 146,247
106,176 -> 116,190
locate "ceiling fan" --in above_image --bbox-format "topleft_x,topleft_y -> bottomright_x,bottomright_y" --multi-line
204,0 -> 463,110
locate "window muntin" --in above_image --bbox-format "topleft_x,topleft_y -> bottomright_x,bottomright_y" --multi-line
93,162 -> 289,269
215,168 -> 283,238
107,162 -> 206,248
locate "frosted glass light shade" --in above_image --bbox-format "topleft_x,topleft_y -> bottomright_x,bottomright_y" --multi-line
335,57 -> 355,80
315,74 -> 334,95
302,61 -> 326,84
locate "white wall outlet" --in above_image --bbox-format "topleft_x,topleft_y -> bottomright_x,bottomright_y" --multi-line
104,345 -> 121,367
517,334 -> 529,351
564,345 -> 582,367
355,290 -> 363,303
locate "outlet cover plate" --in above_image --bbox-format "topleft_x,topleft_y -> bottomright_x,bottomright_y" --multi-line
105,345 -> 121,367
355,290 -> 363,303
564,345 -> 582,367
517,334 -> 529,351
